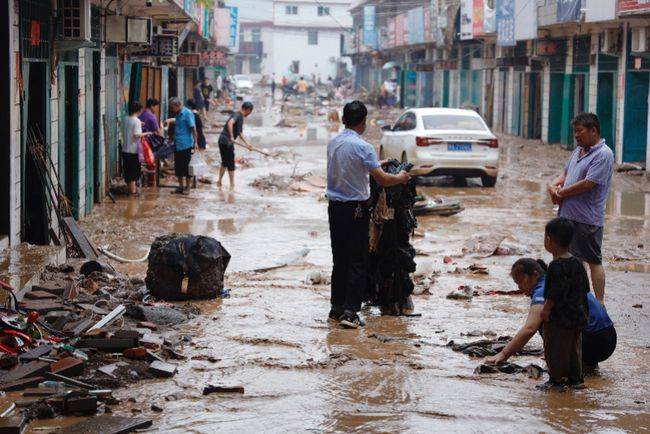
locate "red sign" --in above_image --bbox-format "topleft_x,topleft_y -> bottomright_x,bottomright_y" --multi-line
536,39 -> 567,56
200,50 -> 227,66
388,18 -> 396,48
30,20 -> 41,46
435,59 -> 458,69
473,0 -> 485,36
178,54 -> 200,67
619,0 -> 650,13
394,13 -> 405,47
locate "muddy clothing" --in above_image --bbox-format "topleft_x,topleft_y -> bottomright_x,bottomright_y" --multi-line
220,112 -> 244,142
583,325 -> 617,365
174,148 -> 192,178
559,140 -> 614,227
328,201 -> 369,313
122,152 -> 141,183
543,321 -> 583,383
326,129 -> 380,202
544,257 -> 590,329
193,112 -> 206,150
218,136 -> 236,171
569,221 -> 603,265
174,107 -> 196,151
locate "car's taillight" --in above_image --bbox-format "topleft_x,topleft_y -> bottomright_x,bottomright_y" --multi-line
416,137 -> 443,147
478,138 -> 499,148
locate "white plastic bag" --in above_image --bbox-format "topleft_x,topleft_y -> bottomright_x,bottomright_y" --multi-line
188,152 -> 208,177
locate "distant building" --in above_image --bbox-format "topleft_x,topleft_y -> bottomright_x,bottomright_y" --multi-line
235,0 -> 352,79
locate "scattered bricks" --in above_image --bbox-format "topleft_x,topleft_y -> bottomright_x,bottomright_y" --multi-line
62,282 -> 78,300
62,396 -> 98,415
145,350 -> 165,363
202,385 -> 245,395
23,387 -> 59,397
114,330 -> 140,340
140,335 -> 163,350
137,321 -> 158,331
17,300 -> 65,314
123,347 -> 147,360
32,282 -> 68,296
80,278 -> 99,295
76,338 -> 138,352
44,310 -> 71,325
0,377 -> 45,392
0,356 -> 18,370
151,404 -> 163,412
24,290 -> 58,300
63,318 -> 95,337
0,361 -> 50,384
0,416 -> 26,434
76,303 -> 109,316
18,344 -> 54,362
148,361 -> 177,378
51,357 -> 84,377
82,328 -> 108,338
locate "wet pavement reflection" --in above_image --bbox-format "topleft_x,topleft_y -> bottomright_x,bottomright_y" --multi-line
78,96 -> 650,432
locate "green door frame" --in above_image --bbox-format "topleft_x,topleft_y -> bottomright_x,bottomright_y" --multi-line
84,49 -> 95,215
596,72 -> 616,152
443,70 -> 450,107
548,73 -> 564,143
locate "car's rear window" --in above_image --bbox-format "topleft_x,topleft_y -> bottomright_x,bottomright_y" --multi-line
422,115 -> 487,131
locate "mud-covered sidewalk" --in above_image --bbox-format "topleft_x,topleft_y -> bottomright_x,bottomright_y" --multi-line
76,95 -> 650,432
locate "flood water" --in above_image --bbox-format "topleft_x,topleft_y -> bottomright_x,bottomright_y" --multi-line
76,94 -> 650,433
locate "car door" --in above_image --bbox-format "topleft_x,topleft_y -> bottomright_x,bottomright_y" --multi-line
392,111 -> 417,162
383,111 -> 409,159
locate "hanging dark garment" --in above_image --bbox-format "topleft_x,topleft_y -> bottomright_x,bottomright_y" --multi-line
366,160 -> 417,315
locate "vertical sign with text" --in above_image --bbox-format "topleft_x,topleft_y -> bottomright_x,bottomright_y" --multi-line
497,0 -> 515,46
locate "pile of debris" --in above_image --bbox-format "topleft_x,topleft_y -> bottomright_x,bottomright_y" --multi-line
249,172 -> 326,194
446,336 -> 543,358
0,257 -> 200,431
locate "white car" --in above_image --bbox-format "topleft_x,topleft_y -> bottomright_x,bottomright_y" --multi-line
379,108 -> 499,187
232,74 -> 254,92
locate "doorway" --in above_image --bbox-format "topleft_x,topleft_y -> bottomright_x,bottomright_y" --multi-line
548,73 -> 564,143
93,51 -> 101,203
22,61 -> 49,244
597,72 -> 616,151
62,65 -> 80,214
527,72 -> 542,139
623,71 -> 649,162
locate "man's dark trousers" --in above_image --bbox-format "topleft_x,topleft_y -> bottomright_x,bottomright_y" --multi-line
328,201 -> 369,314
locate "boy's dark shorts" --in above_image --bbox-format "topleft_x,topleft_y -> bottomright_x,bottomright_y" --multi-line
218,136 -> 236,171
569,221 -> 603,265
174,148 -> 192,178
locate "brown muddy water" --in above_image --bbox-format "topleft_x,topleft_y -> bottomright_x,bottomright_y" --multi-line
73,97 -> 650,433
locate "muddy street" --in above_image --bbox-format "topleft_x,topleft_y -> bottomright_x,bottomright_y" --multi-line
76,95 -> 650,433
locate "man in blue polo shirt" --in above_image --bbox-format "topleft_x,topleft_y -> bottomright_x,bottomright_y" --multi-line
547,113 -> 614,305
327,101 -> 410,329
169,97 -> 198,194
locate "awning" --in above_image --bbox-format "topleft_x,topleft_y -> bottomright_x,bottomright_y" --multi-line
382,61 -> 400,70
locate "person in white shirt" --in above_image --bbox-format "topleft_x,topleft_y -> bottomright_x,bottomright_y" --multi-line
123,101 -> 151,196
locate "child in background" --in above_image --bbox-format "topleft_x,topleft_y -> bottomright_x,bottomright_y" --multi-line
540,217 -> 590,389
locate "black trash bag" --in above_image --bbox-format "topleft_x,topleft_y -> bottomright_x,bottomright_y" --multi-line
145,234 -> 231,300
366,160 -> 417,315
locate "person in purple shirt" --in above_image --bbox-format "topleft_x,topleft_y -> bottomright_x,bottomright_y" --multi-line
547,113 -> 614,305
139,98 -> 163,136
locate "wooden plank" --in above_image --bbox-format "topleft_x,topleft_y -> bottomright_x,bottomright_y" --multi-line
59,415 -> 152,434
62,217 -> 97,259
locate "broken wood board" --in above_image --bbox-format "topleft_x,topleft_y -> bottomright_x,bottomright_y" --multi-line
62,217 -> 98,259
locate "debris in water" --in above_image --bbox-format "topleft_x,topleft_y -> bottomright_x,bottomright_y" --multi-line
145,234 -> 231,300
447,336 -> 543,358
446,285 -> 474,301
474,363 -> 545,379
203,384 -> 245,395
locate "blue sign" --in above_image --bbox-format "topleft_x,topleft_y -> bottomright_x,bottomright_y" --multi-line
557,0 -> 580,23
496,0 -> 515,47
408,7 -> 425,44
363,5 -> 377,48
229,6 -> 239,50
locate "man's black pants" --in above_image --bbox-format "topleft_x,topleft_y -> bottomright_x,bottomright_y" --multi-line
328,201 -> 369,314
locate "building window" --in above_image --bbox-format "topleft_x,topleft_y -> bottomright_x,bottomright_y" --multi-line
318,6 -> 330,15
291,60 -> 300,73
239,26 -> 245,42
285,5 -> 298,14
251,28 -> 261,42
308,30 -> 318,45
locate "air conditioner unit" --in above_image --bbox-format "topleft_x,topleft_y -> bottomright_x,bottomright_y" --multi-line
60,0 -> 91,41
631,27 -> 647,53
600,29 -> 620,54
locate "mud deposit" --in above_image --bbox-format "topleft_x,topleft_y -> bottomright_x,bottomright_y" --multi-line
76,93 -> 650,432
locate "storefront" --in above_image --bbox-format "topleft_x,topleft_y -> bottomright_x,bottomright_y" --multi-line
623,31 -> 650,162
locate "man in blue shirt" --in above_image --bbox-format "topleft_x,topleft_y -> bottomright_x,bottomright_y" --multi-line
168,97 -> 198,194
327,101 -> 410,329
547,113 -> 614,304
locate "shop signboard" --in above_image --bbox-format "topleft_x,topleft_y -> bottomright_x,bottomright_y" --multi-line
183,0 -> 201,24
473,0 -> 485,36
497,0 -> 515,46
618,0 -> 650,14
408,7 -> 425,44
363,5 -> 377,49
557,0 -> 581,22
403,70 -> 418,107
229,6 -> 239,53
395,13 -> 406,47
200,50 -> 227,66
484,0 -> 496,33
178,53 -> 200,67
514,0 -> 537,40
387,17 -> 396,48
424,5 -> 432,41
435,59 -> 458,69
536,38 -> 567,56
214,8 -> 230,48
461,0 -> 474,39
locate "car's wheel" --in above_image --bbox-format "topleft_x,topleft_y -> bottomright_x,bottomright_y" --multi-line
481,175 -> 498,187
379,146 -> 385,160
401,152 -> 408,164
